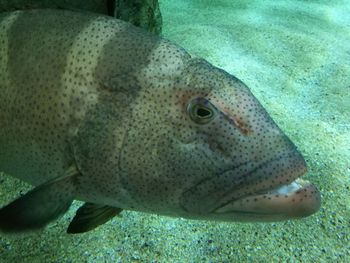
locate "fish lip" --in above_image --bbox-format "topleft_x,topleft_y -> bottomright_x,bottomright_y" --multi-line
180,150 -> 310,216
212,171 -> 321,220
212,178 -> 321,220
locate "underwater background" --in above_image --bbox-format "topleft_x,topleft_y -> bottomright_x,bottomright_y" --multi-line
0,0 -> 349,262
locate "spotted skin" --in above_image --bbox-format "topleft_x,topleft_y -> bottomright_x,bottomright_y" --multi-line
0,9 -> 320,232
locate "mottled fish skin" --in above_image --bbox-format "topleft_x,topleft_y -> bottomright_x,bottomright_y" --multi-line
0,9 -> 320,232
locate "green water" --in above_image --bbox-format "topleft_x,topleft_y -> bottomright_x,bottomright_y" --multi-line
0,0 -> 349,262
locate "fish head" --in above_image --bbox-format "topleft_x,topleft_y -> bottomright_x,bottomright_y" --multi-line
117,56 -> 320,221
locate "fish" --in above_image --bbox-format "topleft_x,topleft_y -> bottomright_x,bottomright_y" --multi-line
0,9 -> 320,234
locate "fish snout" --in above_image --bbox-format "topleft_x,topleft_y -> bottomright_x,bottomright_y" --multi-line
179,147 -> 320,221
214,179 -> 321,221
211,150 -> 321,221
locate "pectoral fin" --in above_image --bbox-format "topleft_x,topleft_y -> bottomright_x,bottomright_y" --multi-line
67,203 -> 122,234
0,165 -> 79,233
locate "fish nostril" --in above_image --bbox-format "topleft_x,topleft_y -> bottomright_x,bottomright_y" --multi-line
209,141 -> 223,153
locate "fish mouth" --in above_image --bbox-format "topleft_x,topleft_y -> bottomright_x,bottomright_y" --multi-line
211,152 -> 321,221
181,150 -> 321,221
213,178 -> 321,221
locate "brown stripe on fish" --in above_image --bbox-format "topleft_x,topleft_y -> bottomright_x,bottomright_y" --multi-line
72,19 -> 191,204
71,17 -> 165,202
94,21 -> 188,93
2,10 -> 102,185
7,9 -> 101,123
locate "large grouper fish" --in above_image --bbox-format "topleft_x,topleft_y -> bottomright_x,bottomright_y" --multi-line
0,9 -> 321,234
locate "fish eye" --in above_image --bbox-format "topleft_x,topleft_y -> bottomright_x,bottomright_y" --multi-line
187,97 -> 217,124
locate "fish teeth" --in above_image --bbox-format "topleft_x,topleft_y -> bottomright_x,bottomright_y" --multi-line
269,178 -> 309,195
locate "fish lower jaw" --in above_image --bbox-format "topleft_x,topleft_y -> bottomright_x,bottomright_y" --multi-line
214,178 -> 321,221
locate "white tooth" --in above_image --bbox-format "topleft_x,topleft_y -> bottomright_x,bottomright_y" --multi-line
275,182 -> 301,195
270,178 -> 310,195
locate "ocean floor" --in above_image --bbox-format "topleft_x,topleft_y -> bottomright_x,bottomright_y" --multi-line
0,0 -> 349,262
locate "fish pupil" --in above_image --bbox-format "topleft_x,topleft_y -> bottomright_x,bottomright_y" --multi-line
197,107 -> 211,118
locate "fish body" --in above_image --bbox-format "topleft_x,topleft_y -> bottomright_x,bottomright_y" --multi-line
0,9 -> 320,233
